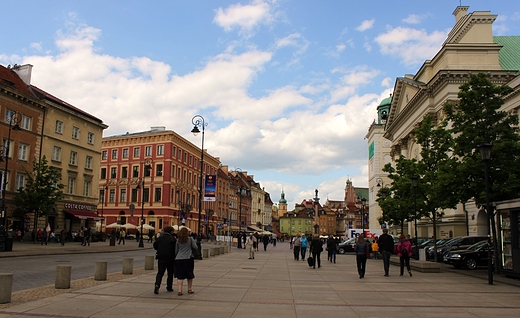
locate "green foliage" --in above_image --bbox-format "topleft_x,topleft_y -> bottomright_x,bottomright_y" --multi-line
12,156 -> 64,218
444,73 -> 520,206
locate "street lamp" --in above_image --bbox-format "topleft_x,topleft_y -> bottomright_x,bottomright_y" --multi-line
478,142 -> 493,285
361,198 -> 367,235
237,185 -> 248,249
411,175 -> 419,260
1,111 -> 21,233
136,160 -> 151,248
100,183 -> 108,242
191,115 -> 206,260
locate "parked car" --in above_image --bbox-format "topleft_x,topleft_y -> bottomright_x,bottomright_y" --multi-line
434,236 -> 488,262
443,240 -> 493,269
425,239 -> 452,261
337,237 -> 375,254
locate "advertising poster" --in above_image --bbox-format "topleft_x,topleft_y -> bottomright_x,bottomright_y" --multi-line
204,175 -> 216,201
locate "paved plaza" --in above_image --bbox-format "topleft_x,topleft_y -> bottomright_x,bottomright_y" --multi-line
1,241 -> 520,317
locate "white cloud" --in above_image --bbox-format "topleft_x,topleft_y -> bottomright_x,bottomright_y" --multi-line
381,77 -> 393,87
374,26 -> 448,66
336,43 -> 346,53
356,19 -> 375,32
402,14 -> 422,24
213,0 -> 275,38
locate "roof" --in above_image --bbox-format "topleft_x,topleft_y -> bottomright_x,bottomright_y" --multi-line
31,85 -> 105,124
378,96 -> 392,107
0,65 -> 34,96
494,36 -> 520,73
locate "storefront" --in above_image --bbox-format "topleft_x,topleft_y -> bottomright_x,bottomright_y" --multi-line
495,199 -> 520,278
63,202 -> 102,232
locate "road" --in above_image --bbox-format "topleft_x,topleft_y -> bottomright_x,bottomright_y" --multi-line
1,249 -> 153,292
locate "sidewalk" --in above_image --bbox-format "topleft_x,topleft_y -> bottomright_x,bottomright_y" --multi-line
1,243 -> 520,317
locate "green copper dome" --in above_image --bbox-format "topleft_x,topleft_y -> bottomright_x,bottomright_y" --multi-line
279,190 -> 287,204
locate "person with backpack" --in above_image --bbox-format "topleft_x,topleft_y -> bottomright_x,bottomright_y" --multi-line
397,234 -> 412,276
354,234 -> 369,279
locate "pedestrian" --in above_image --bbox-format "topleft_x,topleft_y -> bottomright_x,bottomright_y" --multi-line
118,229 -> 126,245
60,228 -> 67,246
254,233 -> 260,251
246,233 -> 257,259
41,230 -> 48,245
174,227 -> 197,296
292,233 -> 302,261
148,229 -> 154,243
262,234 -> 269,251
153,226 -> 176,294
378,228 -> 395,276
397,234 -> 413,277
136,229 -> 140,242
16,229 -> 22,242
372,236 -> 380,259
271,233 -> 277,246
310,234 -> 323,269
300,234 -> 308,261
327,235 -> 338,263
354,234 -> 369,279
37,228 -> 43,243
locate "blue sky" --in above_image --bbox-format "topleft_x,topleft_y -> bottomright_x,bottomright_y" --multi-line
1,1 -> 519,209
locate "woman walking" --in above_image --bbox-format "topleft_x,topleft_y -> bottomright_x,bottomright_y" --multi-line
310,234 -> 323,269
326,235 -> 337,263
174,227 -> 197,295
354,234 -> 369,279
397,234 -> 412,276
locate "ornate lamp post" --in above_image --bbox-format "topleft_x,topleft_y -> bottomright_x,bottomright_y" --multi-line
478,142 -> 493,285
361,198 -> 367,235
136,160 -> 151,248
100,183 -> 108,242
191,115 -> 206,259
411,175 -> 419,259
1,111 -> 21,233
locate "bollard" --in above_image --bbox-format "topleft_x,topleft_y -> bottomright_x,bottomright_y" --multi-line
122,258 -> 134,275
94,261 -> 108,281
209,247 -> 216,256
0,273 -> 13,304
145,255 -> 155,270
55,265 -> 72,289
203,248 -> 209,258
219,246 -> 225,254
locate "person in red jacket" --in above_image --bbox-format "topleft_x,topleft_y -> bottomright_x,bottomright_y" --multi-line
397,234 -> 412,276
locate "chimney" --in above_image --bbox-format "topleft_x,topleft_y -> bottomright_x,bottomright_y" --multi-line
453,6 -> 469,24
12,64 -> 33,85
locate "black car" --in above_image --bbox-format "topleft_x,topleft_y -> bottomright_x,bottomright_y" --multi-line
443,241 -> 493,269
425,239 -> 450,261
434,236 -> 488,262
337,237 -> 375,254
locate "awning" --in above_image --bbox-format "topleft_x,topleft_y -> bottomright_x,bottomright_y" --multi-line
64,210 -> 103,220
247,225 -> 262,232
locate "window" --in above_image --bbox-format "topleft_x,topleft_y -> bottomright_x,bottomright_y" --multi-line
144,165 -> 151,177
69,151 -> 78,165
132,166 -> 139,178
133,147 -> 140,158
101,150 -> 107,160
143,188 -> 150,202
16,173 -> 26,191
67,177 -> 76,194
83,180 -> 91,197
85,156 -> 92,169
109,189 -> 115,203
156,164 -> 163,176
189,155 -> 193,166
111,149 -> 118,159
155,188 -> 161,202
122,148 -> 129,159
72,126 -> 80,139
100,168 -> 107,179
122,166 -> 128,178
87,132 -> 94,145
5,109 -> 15,124
157,145 -> 164,156
172,164 -> 175,177
145,146 -> 152,157
52,146 -> 61,161
110,167 -> 117,178
131,188 -> 138,202
21,115 -> 31,130
100,189 -> 105,203
18,144 -> 29,161
120,189 -> 127,203
55,120 -> 63,134
184,152 -> 187,163
172,147 -> 176,158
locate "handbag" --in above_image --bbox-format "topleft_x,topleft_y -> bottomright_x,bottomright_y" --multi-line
190,237 -> 202,259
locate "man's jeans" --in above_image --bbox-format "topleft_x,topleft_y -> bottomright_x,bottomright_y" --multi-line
382,250 -> 392,274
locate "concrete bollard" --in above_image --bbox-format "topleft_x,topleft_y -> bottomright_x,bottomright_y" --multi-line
94,261 -> 108,281
220,246 -> 225,254
214,247 -> 220,256
55,265 -> 72,289
122,258 -> 134,275
0,273 -> 13,304
202,248 -> 209,258
145,255 -> 155,270
209,247 -> 216,256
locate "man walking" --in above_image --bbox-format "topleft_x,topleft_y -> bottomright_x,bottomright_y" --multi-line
246,233 -> 257,259
378,228 -> 395,276
293,233 -> 302,261
153,226 -> 176,294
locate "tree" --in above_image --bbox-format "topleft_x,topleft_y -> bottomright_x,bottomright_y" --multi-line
444,73 -> 520,267
13,156 -> 64,240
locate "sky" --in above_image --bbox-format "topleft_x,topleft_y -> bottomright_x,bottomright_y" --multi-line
1,1 -> 519,209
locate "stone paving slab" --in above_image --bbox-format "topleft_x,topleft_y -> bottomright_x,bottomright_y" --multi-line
1,243 -> 520,317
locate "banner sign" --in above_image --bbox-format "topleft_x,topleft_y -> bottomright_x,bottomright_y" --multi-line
204,175 -> 216,201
